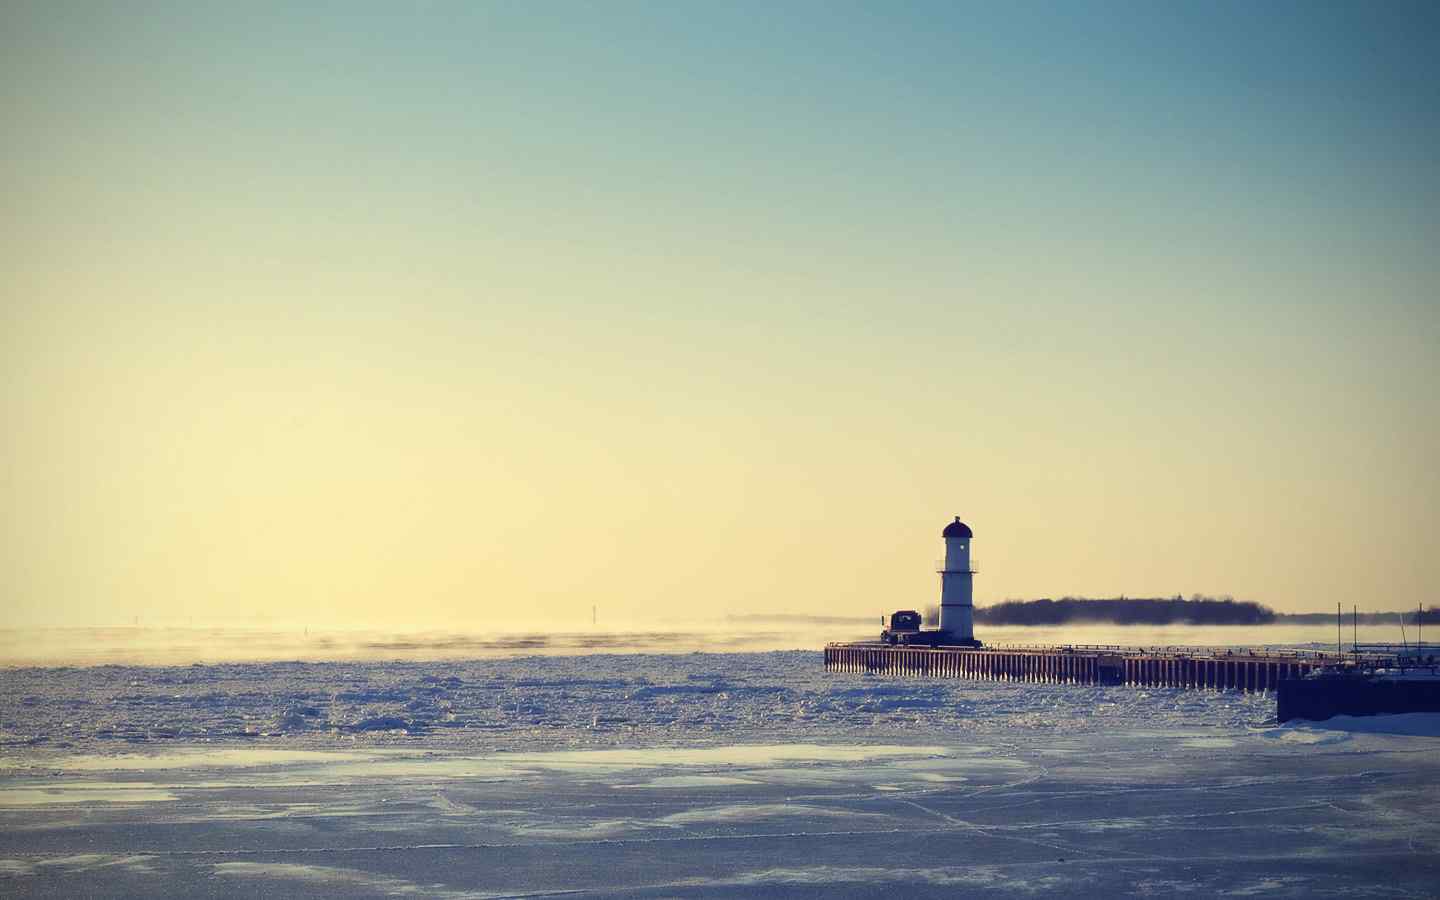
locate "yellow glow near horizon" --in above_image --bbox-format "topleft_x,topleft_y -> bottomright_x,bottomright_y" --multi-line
3,4 -> 1437,628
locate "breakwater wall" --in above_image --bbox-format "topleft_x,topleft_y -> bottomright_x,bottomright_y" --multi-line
1277,674 -> 1440,722
824,643 -> 1387,694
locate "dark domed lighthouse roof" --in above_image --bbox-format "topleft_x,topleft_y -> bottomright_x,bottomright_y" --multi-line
942,517 -> 972,539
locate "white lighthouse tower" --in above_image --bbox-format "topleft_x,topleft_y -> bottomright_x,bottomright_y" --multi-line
939,517 -> 980,646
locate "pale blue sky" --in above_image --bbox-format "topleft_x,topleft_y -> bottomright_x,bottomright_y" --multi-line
4,2 -> 1437,626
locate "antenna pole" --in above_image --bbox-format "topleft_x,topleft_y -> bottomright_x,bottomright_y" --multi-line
1352,605 -> 1357,653
1337,603 -> 1342,657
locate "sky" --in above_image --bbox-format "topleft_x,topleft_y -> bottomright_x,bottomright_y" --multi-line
3,2 -> 1438,628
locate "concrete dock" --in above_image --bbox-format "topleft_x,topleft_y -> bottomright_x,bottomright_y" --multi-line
824,643 -> 1394,693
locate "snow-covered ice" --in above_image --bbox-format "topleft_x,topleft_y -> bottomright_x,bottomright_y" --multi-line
2,650 -> 1438,897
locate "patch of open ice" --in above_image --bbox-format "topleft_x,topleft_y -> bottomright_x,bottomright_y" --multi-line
1259,728 -> 1349,746
614,774 -> 762,789
499,743 -> 949,769
1260,712 -> 1440,743
0,854 -> 157,875
505,819 -> 643,839
0,783 -> 178,805
1221,875 -> 1313,895
1303,712 -> 1440,737
912,771 -> 968,782
672,864 -> 1081,892
1179,737 -> 1236,749
659,802 -> 885,825
212,862 -> 506,899
15,748 -> 400,772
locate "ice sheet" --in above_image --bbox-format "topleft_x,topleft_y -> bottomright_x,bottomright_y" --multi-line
2,651 -> 1437,898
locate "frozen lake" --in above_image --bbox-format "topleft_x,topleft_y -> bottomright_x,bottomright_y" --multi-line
2,651 -> 1438,897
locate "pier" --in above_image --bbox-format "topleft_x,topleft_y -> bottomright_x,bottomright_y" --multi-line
824,643 -> 1396,693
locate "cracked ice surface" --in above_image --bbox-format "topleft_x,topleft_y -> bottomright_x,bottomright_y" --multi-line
2,651 -> 1438,897
0,651 -> 1273,750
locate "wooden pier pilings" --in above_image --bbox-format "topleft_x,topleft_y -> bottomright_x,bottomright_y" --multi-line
822,643 -> 1361,694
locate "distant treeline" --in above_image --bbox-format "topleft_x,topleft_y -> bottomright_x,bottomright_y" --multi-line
730,603 -> 1440,629
1278,610 -> 1440,626
972,596 -> 1440,626
973,595 -> 1274,626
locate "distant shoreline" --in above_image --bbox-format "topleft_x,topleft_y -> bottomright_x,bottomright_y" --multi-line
732,598 -> 1439,628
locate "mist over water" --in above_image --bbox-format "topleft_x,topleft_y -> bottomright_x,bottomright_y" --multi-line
1,621 -> 1421,667
0,623 -> 867,667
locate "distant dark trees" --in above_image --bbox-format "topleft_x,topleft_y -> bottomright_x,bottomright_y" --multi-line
729,600 -> 1438,629
974,595 -> 1276,626
1254,609 -> 1438,626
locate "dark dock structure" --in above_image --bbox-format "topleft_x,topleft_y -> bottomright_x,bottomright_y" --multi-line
824,643 -> 1396,694
1276,669 -> 1440,721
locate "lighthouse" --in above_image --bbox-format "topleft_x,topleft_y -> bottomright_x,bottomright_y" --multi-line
939,517 -> 980,646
